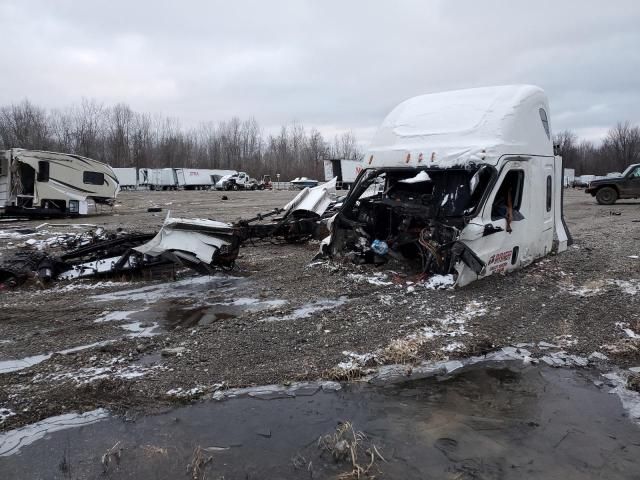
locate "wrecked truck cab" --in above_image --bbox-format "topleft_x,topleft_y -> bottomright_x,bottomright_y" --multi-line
324,85 -> 571,286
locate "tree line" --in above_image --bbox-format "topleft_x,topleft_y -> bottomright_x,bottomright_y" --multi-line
0,99 -> 363,179
554,121 -> 640,176
2,98 -> 638,179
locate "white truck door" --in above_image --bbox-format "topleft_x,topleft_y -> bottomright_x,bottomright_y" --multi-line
457,159 -> 531,285
540,158 -> 555,251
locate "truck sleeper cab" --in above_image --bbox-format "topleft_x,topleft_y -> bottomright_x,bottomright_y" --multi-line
323,85 -> 571,286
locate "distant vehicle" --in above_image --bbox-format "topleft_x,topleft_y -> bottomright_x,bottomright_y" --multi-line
290,177 -> 319,189
563,168 -> 575,187
215,172 -> 255,190
204,169 -> 237,186
585,163 -> 640,205
323,159 -> 362,190
0,148 -> 119,217
147,168 -> 181,190
259,175 -> 272,190
177,168 -> 215,190
113,167 -> 138,190
574,175 -> 596,187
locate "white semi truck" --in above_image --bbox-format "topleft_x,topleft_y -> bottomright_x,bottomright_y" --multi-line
323,85 -> 571,286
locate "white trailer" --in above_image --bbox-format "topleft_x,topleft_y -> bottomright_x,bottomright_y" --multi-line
563,168 -> 575,187
176,168 -> 215,190
146,168 -> 180,190
113,167 -> 138,190
323,159 -> 363,190
324,85 -> 571,287
0,149 -> 119,217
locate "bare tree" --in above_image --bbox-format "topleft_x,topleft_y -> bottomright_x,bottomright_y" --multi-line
601,121 -> 640,173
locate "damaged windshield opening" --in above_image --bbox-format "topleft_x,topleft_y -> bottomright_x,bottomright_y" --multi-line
330,166 -> 494,275
491,170 -> 525,223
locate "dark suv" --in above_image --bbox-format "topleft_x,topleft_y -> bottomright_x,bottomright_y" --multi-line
586,163 -> 640,205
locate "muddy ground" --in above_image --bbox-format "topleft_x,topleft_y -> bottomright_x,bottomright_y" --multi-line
0,188 -> 639,432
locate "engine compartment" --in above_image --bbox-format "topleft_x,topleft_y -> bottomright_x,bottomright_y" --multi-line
328,166 -> 494,275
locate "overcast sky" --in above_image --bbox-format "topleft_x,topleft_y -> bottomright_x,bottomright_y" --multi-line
1,0 -> 639,146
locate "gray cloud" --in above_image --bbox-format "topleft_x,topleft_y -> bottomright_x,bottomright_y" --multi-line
1,0 -> 638,145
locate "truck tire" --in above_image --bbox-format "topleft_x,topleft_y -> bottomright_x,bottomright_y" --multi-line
596,187 -> 618,205
251,184 -> 257,190
232,184 -> 239,191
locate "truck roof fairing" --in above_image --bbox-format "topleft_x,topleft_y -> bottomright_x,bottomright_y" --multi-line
366,85 -> 554,169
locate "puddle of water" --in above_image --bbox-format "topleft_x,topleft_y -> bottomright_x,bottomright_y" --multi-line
164,305 -> 237,330
2,364 -> 638,478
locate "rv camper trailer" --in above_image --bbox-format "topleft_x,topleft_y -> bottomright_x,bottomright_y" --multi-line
323,85 -> 571,287
0,149 -> 119,217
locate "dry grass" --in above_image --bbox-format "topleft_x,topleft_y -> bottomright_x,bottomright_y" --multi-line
101,441 -> 123,473
141,445 -> 170,457
318,421 -> 386,479
325,364 -> 364,381
381,338 -> 421,364
187,446 -> 213,480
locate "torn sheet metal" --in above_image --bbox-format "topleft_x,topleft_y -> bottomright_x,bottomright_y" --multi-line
133,216 -> 240,271
283,177 -> 336,217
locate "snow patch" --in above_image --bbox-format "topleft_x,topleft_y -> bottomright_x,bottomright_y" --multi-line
0,409 -> 108,456
262,297 -> 348,322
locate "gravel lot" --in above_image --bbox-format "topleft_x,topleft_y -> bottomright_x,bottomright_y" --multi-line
0,188 -> 639,431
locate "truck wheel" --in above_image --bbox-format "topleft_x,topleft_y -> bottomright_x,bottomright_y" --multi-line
232,184 -> 239,191
596,187 -> 618,205
251,184 -> 257,190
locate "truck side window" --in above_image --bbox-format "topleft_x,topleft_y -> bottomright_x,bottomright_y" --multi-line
539,108 -> 550,139
37,161 -> 50,182
491,170 -> 524,221
546,175 -> 552,212
83,171 -> 105,185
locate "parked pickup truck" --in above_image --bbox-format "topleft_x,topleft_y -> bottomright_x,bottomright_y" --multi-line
585,163 -> 640,204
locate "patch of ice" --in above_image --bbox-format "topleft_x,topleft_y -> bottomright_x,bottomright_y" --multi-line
121,322 -> 160,337
616,322 -> 640,339
0,408 -> 16,424
603,373 -> 640,423
212,298 -> 287,310
166,386 -> 204,397
94,311 -> 138,323
0,409 -> 108,456
0,354 -> 52,374
92,275 -> 237,303
262,297 -> 348,322
342,351 -> 378,366
348,272 -> 393,286
0,340 -> 116,374
609,279 -> 640,295
442,342 -> 465,352
422,274 -> 455,290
